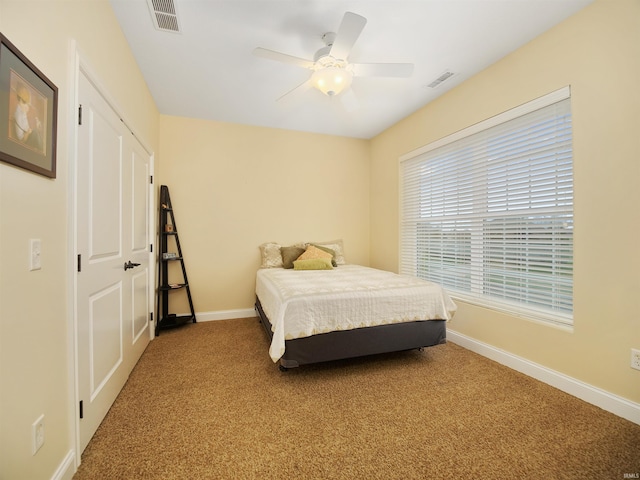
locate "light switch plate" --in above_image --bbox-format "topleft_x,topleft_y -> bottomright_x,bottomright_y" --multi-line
30,239 -> 41,271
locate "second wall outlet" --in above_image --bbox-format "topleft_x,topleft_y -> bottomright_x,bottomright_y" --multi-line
632,349 -> 640,371
32,414 -> 45,455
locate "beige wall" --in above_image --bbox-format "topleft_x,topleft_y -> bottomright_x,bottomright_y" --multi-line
370,0 -> 640,403
1,0 -> 637,477
0,1 -> 159,478
158,116 -> 370,314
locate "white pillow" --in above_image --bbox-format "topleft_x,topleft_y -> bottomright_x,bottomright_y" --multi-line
258,242 -> 282,268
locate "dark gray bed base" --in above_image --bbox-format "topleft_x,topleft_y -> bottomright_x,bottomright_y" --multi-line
255,297 -> 446,370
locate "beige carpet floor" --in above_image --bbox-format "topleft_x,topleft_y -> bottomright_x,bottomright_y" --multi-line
74,318 -> 640,479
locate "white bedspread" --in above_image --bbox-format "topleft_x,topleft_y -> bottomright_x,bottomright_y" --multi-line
256,265 -> 457,362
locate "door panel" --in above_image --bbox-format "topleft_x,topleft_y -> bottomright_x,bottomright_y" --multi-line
132,270 -> 149,342
88,108 -> 121,260
125,136 -> 151,362
77,71 -> 152,453
89,283 -> 123,400
131,149 -> 149,253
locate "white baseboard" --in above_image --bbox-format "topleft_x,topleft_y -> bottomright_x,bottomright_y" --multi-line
52,449 -> 76,480
447,329 -> 640,425
193,308 -> 257,322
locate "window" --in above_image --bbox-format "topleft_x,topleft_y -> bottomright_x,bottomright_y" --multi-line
400,88 -> 573,326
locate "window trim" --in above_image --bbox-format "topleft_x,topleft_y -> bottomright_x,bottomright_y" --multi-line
398,86 -> 573,327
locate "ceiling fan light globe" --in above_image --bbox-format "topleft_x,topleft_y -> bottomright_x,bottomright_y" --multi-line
311,67 -> 353,97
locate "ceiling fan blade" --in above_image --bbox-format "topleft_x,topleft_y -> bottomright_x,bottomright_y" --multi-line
253,47 -> 315,69
352,63 -> 414,78
276,79 -> 313,103
329,12 -> 367,61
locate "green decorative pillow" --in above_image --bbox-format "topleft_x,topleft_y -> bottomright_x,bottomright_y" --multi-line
281,246 -> 306,269
293,258 -> 334,270
311,244 -> 337,267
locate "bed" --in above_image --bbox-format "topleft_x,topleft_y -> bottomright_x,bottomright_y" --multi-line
255,258 -> 457,370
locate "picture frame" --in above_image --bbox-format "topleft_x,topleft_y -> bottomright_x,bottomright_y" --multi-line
0,33 -> 57,178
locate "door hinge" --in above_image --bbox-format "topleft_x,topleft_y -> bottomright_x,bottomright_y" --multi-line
77,254 -> 82,272
79,400 -> 84,419
150,175 -> 153,184
78,105 -> 82,125
150,312 -> 153,322
150,243 -> 153,253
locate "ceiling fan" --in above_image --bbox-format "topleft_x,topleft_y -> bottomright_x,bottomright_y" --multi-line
253,12 -> 414,102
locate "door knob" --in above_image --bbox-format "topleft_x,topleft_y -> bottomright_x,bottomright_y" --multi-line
124,261 -> 141,271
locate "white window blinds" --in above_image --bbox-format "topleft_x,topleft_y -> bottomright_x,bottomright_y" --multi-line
400,88 -> 573,325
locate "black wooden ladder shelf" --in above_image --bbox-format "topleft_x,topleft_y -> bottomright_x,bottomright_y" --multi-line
156,185 -> 196,335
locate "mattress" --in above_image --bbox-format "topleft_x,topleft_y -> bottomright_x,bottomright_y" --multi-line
255,264 -> 457,362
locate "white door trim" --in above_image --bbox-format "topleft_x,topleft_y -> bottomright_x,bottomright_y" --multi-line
67,41 -> 156,467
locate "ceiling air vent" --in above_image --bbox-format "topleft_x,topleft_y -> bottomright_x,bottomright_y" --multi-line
147,0 -> 181,33
426,71 -> 455,88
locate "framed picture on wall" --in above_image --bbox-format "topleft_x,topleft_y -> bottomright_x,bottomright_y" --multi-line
0,32 -> 57,178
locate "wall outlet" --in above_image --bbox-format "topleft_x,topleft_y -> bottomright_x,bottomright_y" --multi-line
632,349 -> 640,371
31,414 -> 45,455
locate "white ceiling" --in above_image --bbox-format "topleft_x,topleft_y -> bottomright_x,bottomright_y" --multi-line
109,0 -> 592,139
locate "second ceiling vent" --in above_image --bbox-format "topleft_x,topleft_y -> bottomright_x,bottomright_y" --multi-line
426,71 -> 456,88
